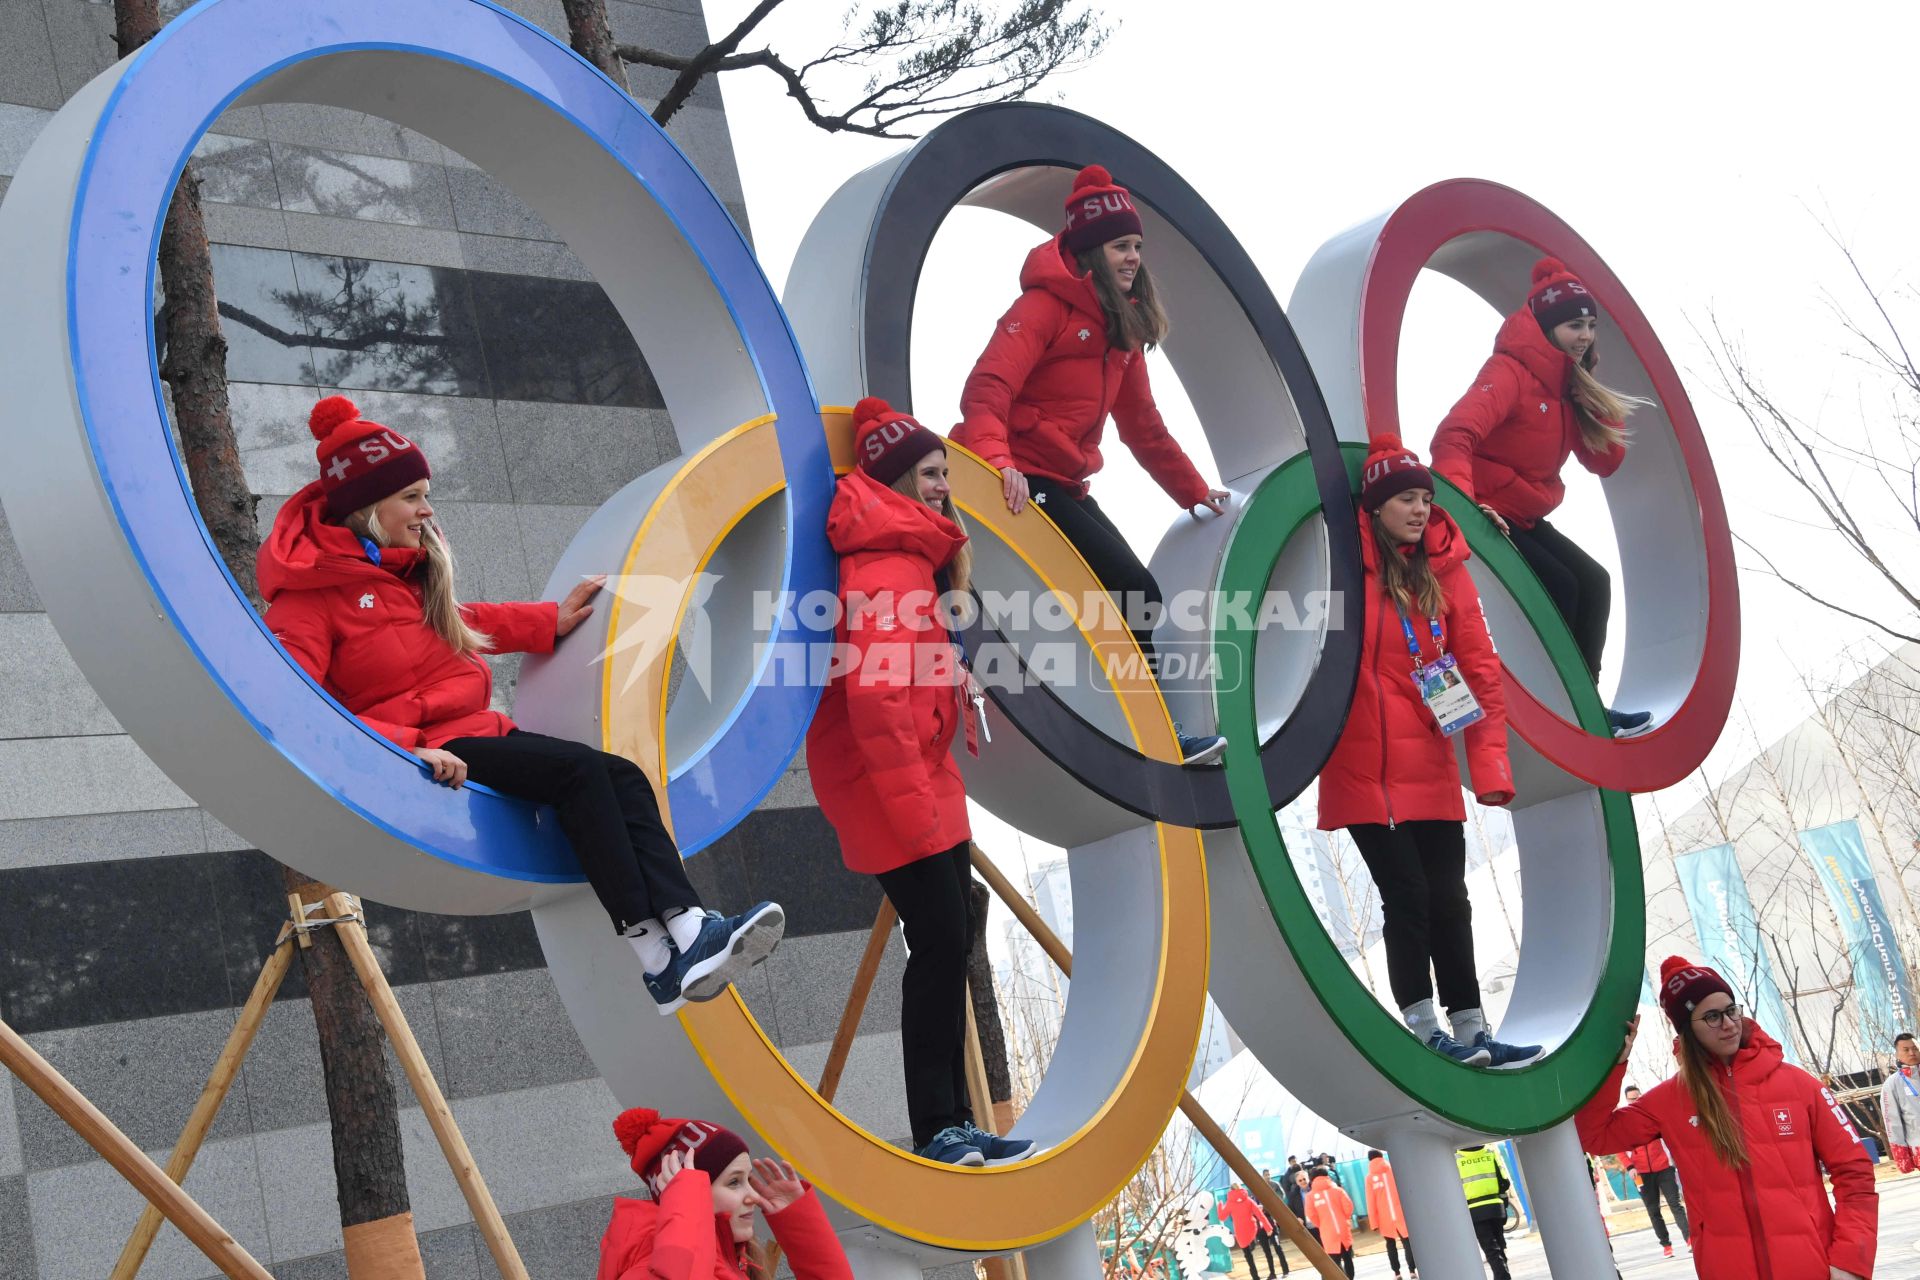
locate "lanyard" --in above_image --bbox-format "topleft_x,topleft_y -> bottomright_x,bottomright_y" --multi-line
1902,1068 -> 1918,1097
1394,606 -> 1445,669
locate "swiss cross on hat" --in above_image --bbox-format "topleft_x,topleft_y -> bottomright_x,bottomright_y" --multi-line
308,395 -> 431,519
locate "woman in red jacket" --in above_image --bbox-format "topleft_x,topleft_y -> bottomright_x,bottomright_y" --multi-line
1316,435 -> 1536,1068
1430,256 -> 1652,738
951,163 -> 1230,764
1217,1184 -> 1281,1279
258,396 -> 783,1014
1304,1166 -> 1356,1278
597,1107 -> 853,1280
805,398 -> 1033,1168
1577,956 -> 1878,1280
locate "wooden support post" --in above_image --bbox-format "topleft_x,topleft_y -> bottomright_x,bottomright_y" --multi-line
816,897 -> 896,1103
110,936 -> 296,1280
961,983 -> 995,1132
0,1017 -> 276,1280
969,844 -> 1347,1280
326,894 -> 530,1280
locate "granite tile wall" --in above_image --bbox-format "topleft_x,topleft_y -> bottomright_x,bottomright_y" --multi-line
0,2 -> 942,1276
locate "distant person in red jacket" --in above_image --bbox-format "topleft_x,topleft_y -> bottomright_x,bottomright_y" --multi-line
597,1107 -> 853,1280
1576,956 -> 1878,1280
951,163 -> 1230,764
1304,1166 -> 1356,1277
258,397 -> 782,1014
1217,1184 -> 1281,1278
1429,256 -> 1653,739
1618,1083 -> 1690,1257
1364,1149 -> 1416,1278
1315,435 -> 1536,1069
805,399 -> 1033,1169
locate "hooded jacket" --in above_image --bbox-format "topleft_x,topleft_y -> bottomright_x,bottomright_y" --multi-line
257,482 -> 556,749
1364,1155 -> 1409,1240
950,235 -> 1209,507
1622,1136 -> 1674,1177
1315,507 -> 1513,830
596,1170 -> 852,1280
1429,307 -> 1627,530
1215,1185 -> 1275,1248
805,468 -> 972,875
1575,1022 -> 1877,1280
1304,1173 -> 1354,1252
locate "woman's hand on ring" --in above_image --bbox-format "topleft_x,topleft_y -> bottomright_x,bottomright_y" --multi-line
1001,466 -> 1030,515
412,747 -> 468,789
1477,503 -> 1511,536
556,573 -> 607,637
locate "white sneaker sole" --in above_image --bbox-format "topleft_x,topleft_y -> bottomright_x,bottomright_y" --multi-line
682,905 -> 787,1003
983,1141 -> 1040,1167
1612,721 -> 1655,739
1181,738 -> 1228,766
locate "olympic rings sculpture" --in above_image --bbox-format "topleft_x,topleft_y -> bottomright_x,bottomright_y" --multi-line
0,0 -> 1733,1260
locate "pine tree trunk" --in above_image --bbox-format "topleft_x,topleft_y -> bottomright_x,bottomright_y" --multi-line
967,878 -> 1014,1111
112,4 -> 422,1270
559,0 -> 630,90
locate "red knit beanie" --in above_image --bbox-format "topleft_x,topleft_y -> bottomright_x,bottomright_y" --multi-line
1527,257 -> 1599,335
612,1107 -> 750,1189
309,395 -> 430,519
852,396 -> 944,486
1062,164 -> 1143,257
1658,955 -> 1735,1034
1358,433 -> 1435,513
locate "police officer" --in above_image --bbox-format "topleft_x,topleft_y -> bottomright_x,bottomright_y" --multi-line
1457,1144 -> 1511,1280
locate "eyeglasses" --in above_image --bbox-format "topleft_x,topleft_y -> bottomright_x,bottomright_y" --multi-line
1693,1004 -> 1742,1029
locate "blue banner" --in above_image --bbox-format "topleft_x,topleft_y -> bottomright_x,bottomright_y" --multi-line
1674,843 -> 1799,1063
1799,820 -> 1917,1057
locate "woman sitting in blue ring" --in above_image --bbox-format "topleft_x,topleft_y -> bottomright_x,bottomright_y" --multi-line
257,396 -> 783,1014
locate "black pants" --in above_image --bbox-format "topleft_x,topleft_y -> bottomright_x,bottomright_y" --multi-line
1326,1248 -> 1354,1278
1384,1234 -> 1416,1275
445,730 -> 695,933
1242,1230 -> 1278,1278
1638,1167 -> 1688,1246
1026,476 -> 1163,657
1473,1215 -> 1510,1280
1347,821 -> 1479,1014
1507,517 -> 1610,679
875,841 -> 976,1148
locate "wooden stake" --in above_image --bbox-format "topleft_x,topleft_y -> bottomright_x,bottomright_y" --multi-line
109,936 -> 295,1280
326,894 -> 529,1280
0,1017 -> 275,1280
961,982 -> 995,1130
969,843 -> 1347,1280
816,897 -> 897,1103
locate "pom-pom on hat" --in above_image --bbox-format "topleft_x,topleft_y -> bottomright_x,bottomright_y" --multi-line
1358,433 -> 1436,513
1527,256 -> 1599,335
612,1107 -> 750,1189
1062,164 -> 1143,257
852,396 -> 944,487
309,395 -> 430,520
1658,954 -> 1736,1034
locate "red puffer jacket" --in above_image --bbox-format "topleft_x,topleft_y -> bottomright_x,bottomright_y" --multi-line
950,235 -> 1209,507
1216,1185 -> 1274,1248
1315,507 -> 1512,830
596,1172 -> 853,1280
1576,1023 -> 1877,1280
804,469 -> 972,875
257,482 -> 556,749
1429,307 -> 1627,530
1623,1137 -> 1674,1176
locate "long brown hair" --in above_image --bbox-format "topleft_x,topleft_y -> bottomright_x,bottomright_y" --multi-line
1073,244 -> 1169,352
1674,1021 -> 1749,1168
1568,343 -> 1647,454
889,456 -> 972,596
1369,511 -> 1445,618
348,501 -> 492,657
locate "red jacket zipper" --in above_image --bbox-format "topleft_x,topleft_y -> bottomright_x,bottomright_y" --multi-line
1723,1061 -> 1774,1280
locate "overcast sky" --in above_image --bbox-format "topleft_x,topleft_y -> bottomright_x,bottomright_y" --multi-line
700,0 -> 1919,955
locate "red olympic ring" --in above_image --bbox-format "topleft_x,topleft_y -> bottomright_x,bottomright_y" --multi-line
1357,179 -> 1738,792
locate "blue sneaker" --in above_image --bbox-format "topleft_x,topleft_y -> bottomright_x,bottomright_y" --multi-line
1472,1030 -> 1545,1068
1607,708 -> 1653,739
1173,722 -> 1228,766
1425,1028 -> 1492,1067
961,1120 -> 1036,1166
676,903 -> 786,1004
916,1125 -> 986,1167
644,951 -> 688,1016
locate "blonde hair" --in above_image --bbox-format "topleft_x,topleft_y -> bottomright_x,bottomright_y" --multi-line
1675,1020 -> 1749,1168
1369,512 -> 1445,619
890,461 -> 972,597
1569,343 -> 1648,454
349,502 -> 492,657
1073,244 -> 1169,352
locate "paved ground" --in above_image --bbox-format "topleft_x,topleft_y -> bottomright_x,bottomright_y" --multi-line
1227,1171 -> 1920,1279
